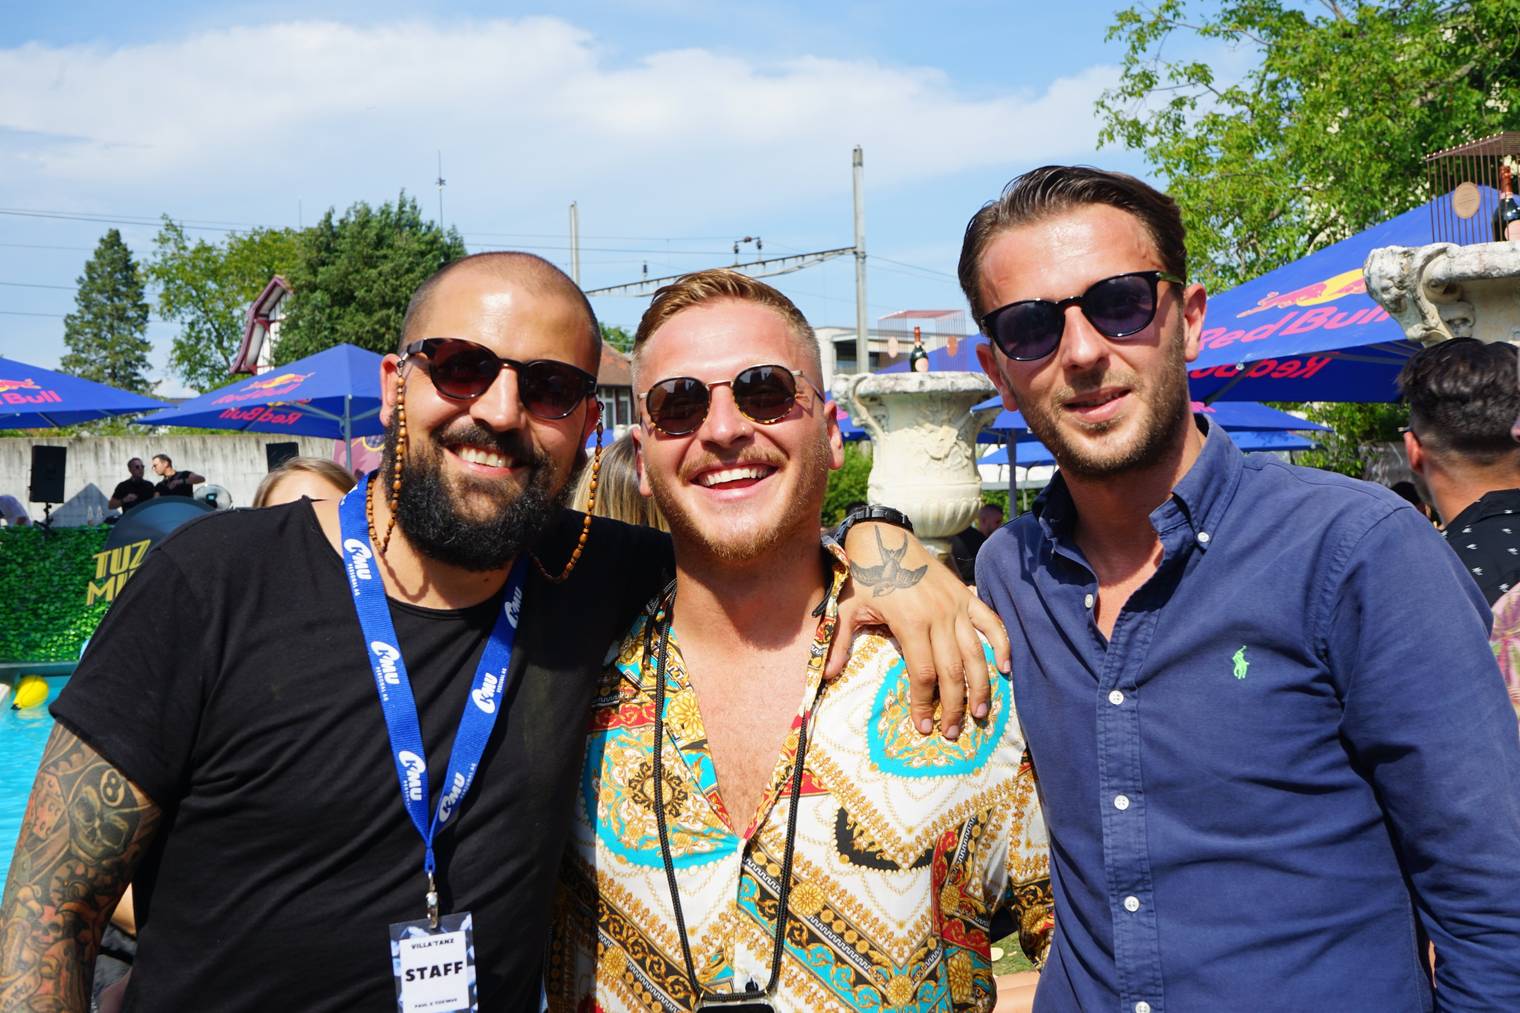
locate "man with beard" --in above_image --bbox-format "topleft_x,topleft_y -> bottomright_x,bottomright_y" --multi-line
0,253 -> 1000,1012
961,166 -> 1520,1011
547,271 -> 1052,1012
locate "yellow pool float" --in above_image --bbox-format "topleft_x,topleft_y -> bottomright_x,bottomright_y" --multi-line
10,675 -> 48,711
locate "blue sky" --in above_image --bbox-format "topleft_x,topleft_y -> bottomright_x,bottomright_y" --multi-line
0,1 -> 1162,393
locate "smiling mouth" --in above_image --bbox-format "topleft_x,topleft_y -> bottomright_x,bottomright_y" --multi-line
693,464 -> 777,488
451,445 -> 518,469
1064,389 -> 1128,411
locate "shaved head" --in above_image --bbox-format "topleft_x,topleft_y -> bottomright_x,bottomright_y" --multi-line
400,251 -> 601,357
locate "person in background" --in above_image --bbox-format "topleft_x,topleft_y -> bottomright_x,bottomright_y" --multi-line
1399,337 -> 1520,602
107,458 -> 155,512
1388,479 -> 1435,523
569,431 -> 668,531
149,454 -> 203,498
964,164 -> 1520,1010
251,456 -> 357,508
951,502 -> 1008,583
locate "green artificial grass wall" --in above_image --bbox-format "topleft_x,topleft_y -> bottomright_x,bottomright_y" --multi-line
1,527 -> 111,662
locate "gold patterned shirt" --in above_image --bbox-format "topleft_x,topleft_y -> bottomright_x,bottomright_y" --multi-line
547,547 -> 1052,1012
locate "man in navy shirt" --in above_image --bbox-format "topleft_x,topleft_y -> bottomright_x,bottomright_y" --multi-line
962,165 -> 1520,1011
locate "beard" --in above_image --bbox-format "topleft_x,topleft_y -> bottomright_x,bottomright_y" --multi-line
381,415 -> 574,572
1020,330 -> 1193,480
647,431 -> 833,566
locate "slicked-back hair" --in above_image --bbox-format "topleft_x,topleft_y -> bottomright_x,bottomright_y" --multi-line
1399,337 -> 1520,465
958,165 -> 1189,325
630,268 -> 821,387
398,251 -> 600,357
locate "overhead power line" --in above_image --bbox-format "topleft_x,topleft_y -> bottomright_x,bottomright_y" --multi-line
585,247 -> 855,298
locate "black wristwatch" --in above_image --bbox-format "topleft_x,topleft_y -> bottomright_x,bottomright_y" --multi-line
833,504 -> 914,544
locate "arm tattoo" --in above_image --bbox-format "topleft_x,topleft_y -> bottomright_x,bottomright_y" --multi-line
848,526 -> 929,599
0,725 -> 160,1011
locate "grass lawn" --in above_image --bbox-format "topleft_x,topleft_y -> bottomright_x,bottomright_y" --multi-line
991,932 -> 1034,974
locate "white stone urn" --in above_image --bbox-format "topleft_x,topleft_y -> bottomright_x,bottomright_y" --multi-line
834,371 -> 1000,559
1364,240 -> 1520,346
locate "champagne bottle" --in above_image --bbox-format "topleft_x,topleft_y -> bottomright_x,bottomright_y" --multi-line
1495,163 -> 1520,243
909,326 -> 929,373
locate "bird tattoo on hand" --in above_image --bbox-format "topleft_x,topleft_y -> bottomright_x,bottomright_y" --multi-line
849,526 -> 929,597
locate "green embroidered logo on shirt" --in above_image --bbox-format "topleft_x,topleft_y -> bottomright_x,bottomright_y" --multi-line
1232,646 -> 1250,680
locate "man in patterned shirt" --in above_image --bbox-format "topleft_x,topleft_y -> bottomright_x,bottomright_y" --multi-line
547,269 -> 1051,1012
1399,337 -> 1520,603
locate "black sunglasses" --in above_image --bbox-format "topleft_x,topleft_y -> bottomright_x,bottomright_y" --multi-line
641,364 -> 822,437
981,270 -> 1185,362
401,338 -> 597,420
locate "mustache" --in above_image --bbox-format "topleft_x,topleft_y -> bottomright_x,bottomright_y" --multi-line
677,450 -> 785,482
436,422 -> 544,465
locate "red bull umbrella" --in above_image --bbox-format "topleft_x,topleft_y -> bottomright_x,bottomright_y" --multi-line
135,344 -> 384,465
0,356 -> 166,429
1185,194 -> 1468,403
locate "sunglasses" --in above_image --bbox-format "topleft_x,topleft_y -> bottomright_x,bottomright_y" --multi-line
641,364 -> 822,436
401,338 -> 597,419
981,270 -> 1184,362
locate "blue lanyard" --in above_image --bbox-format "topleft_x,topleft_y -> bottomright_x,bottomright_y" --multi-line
337,474 -> 527,919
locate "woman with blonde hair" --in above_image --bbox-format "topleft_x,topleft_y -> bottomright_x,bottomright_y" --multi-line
252,456 -> 357,508
571,432 -> 666,531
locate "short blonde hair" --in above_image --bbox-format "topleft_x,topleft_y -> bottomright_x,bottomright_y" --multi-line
630,269 -> 821,388
252,456 -> 357,508
571,432 -> 667,532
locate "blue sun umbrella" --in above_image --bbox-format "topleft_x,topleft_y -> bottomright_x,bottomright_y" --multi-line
973,397 -> 1328,442
136,344 -> 385,467
981,429 -> 1318,468
0,357 -> 166,429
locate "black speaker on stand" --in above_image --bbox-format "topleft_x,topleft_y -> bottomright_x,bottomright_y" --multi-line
29,445 -> 66,528
266,442 -> 300,472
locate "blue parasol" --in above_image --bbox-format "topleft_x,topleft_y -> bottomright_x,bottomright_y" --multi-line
0,357 -> 166,429
973,397 -> 1328,441
136,344 -> 384,466
981,428 -> 1318,468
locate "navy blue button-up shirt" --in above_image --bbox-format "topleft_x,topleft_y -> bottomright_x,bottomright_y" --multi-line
978,420 -> 1520,1012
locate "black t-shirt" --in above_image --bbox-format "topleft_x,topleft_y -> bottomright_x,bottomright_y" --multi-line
51,501 -> 671,1012
154,470 -> 196,497
1443,487 -> 1520,605
110,478 -> 156,508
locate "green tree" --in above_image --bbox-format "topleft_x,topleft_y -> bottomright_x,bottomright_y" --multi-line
822,443 -> 872,526
147,218 -> 304,392
601,324 -> 634,354
1098,0 -> 1520,292
1279,401 -> 1408,479
275,193 -> 466,361
60,229 -> 153,393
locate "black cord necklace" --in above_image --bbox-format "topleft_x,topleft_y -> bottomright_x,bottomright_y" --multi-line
645,581 -> 809,1012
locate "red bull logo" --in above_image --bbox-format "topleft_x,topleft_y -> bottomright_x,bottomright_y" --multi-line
211,371 -> 313,405
0,376 -> 62,405
217,405 -> 305,426
1236,268 -> 1366,319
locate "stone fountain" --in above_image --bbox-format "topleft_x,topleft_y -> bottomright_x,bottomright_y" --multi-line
833,371 -> 1000,560
1364,241 -> 1520,346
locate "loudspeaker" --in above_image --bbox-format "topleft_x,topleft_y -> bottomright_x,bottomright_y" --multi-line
265,442 -> 299,472
29,445 -> 66,504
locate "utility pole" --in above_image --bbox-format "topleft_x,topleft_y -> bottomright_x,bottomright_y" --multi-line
569,202 -> 581,285
853,145 -> 869,374
435,152 -> 446,227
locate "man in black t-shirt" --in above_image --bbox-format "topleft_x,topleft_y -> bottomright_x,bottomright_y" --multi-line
1399,338 -> 1520,604
0,253 -> 1002,1012
107,457 -> 156,512
150,453 -> 204,498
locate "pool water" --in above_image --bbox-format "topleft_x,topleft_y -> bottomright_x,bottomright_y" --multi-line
1,675 -> 65,885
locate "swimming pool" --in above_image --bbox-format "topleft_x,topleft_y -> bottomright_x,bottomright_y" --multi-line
1,672 -> 67,885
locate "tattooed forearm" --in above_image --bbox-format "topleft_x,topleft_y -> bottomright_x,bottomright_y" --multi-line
0,725 -> 160,1011
847,526 -> 929,598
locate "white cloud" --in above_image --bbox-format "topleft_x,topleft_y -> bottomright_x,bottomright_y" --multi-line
0,16 -> 1118,217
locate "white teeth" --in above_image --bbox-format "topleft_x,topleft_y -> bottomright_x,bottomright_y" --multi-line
696,465 -> 771,487
457,446 -> 509,468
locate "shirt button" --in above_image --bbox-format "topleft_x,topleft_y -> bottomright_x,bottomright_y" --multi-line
1196,530 -> 1211,544
1135,1003 -> 1153,1013
1084,593 -> 1095,609
1124,895 -> 1141,912
1108,690 -> 1125,705
1114,794 -> 1131,811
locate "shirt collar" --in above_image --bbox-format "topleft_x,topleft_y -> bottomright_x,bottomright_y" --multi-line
1033,413 -> 1244,552
1446,487 -> 1520,531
